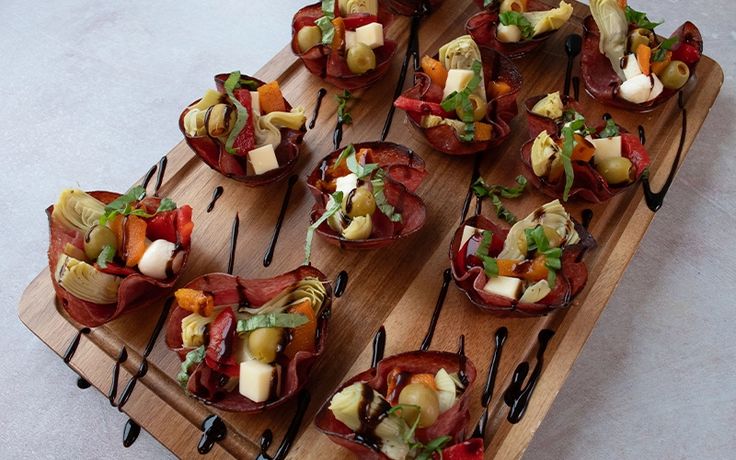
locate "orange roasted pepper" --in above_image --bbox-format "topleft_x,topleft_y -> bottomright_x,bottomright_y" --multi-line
175,288 -> 215,317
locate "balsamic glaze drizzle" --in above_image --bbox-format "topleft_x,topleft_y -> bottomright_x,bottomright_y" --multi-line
309,88 -> 327,130
420,268 -> 452,352
457,335 -> 469,387
602,113 -> 612,121
371,326 -> 386,369
63,327 -> 90,363
198,415 -> 227,455
264,175 -> 298,267
256,391 -> 311,460
153,155 -> 167,196
259,429 -> 273,455
380,12 -> 423,141
638,125 -> 646,145
227,213 -> 240,275
122,419 -> 141,448
141,163 -> 157,190
503,329 -> 554,424
472,327 -> 508,440
581,209 -> 594,229
333,270 -> 348,298
206,186 -> 224,213
572,76 -> 580,101
76,377 -> 91,389
461,154 -> 483,222
475,194 -> 483,216
563,34 -> 583,98
333,118 -> 344,151
642,92 -> 687,212
108,347 -> 128,405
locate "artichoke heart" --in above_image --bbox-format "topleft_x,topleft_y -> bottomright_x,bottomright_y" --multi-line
420,114 -> 443,129
435,368 -> 460,414
52,189 -> 106,233
329,383 -> 411,460
55,255 -> 120,304
239,277 -> 327,317
341,215 -> 372,240
523,1 -> 573,37
531,91 -> 564,119
589,0 -> 628,80
340,0 -> 378,15
253,107 -> 306,148
531,130 -> 562,178
438,35 -> 487,101
498,200 -> 580,260
181,312 -> 218,348
440,118 -> 468,135
519,279 -> 552,303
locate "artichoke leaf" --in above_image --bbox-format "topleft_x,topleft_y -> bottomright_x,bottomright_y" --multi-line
52,189 -> 106,232
55,255 -> 120,304
590,0 -> 628,79
498,200 -> 579,260
438,35 -> 487,102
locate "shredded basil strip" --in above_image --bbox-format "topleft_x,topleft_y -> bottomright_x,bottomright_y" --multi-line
652,36 -> 678,62
223,71 -> 250,155
336,90 -> 353,125
96,245 -> 116,269
624,6 -> 662,31
560,125 -> 576,201
236,313 -> 309,334
177,345 -> 205,388
599,118 -> 620,138
475,230 -> 493,257
440,60 -> 482,142
490,194 -> 518,224
524,226 -> 562,285
99,186 -> 177,225
473,175 -> 528,199
304,191 -> 343,265
335,144 -> 355,167
372,169 -> 402,222
499,11 -> 535,39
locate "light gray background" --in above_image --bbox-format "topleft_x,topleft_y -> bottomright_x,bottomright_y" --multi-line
2,1 -> 733,459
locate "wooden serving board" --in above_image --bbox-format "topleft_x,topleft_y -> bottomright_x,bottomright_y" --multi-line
18,0 -> 722,458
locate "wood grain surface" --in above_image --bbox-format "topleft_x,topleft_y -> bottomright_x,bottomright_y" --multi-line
18,0 -> 722,459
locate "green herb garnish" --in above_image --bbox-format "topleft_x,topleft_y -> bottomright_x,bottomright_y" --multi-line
490,194 -> 518,224
223,71 -> 250,155
624,6 -> 662,31
499,11 -> 535,40
599,118 -> 620,138
304,191 -> 343,265
98,186 -> 177,225
177,345 -> 205,388
236,313 -> 309,334
475,230 -> 499,278
524,226 -> 562,285
336,90 -> 353,125
96,245 -> 116,269
315,0 -> 336,45
560,125 -> 576,201
416,436 -> 452,460
472,175 -> 527,224
441,60 -> 482,142
652,36 -> 678,62
371,169 -> 402,223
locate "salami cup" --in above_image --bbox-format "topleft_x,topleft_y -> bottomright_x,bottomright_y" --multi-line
466,0 -> 574,59
315,349 -> 478,459
450,200 -> 595,316
165,266 -> 332,412
179,72 -> 306,186
291,1 -> 398,90
48,189 -> 193,327
306,142 -> 428,251
394,36 -> 522,156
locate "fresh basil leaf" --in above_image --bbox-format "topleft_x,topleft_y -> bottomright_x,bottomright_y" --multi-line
439,60 -> 482,142
316,15 -> 335,46
177,345 -> 205,389
440,91 -> 459,112
99,186 -> 148,225
499,11 -> 535,39
96,245 -> 116,269
481,255 -> 499,278
491,194 -> 518,224
473,175 -> 527,199
652,36 -> 678,62
547,269 -> 557,286
371,168 -> 402,222
335,144 -> 355,167
475,230 -> 493,257
416,436 -> 452,460
336,90 -> 353,124
624,6 -> 662,31
304,192 -> 343,265
321,0 -> 335,17
560,125 -> 576,201
223,71 -> 250,155
236,313 -> 309,334
599,118 -> 620,138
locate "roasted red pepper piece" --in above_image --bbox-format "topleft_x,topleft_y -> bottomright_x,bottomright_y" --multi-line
232,89 -> 256,155
205,308 -> 240,377
393,96 -> 455,118
342,14 -> 378,30
439,438 -> 484,460
176,205 -> 193,247
146,210 -> 177,243
671,42 -> 700,67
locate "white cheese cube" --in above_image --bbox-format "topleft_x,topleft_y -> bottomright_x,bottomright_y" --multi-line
647,73 -> 664,101
345,31 -> 357,50
355,22 -> 384,49
621,54 -> 642,80
335,173 -> 358,197
482,275 -> 523,299
460,225 -> 480,249
239,360 -> 281,403
248,144 -> 280,175
250,91 -> 261,115
590,136 -> 622,164
519,280 -> 552,303
618,73 -> 652,104
496,24 -> 522,43
443,69 -> 475,99
138,239 -> 183,280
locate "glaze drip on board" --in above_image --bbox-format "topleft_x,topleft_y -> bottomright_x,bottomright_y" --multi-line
198,415 -> 227,454
153,155 -> 167,196
461,154 -> 483,222
107,346 -> 128,405
63,327 -> 90,363
227,213 -> 240,275
206,186 -> 224,213
309,88 -> 327,130
472,327 -> 508,440
371,325 -> 386,368
123,419 -> 141,448
141,163 -> 157,190
503,329 -> 554,424
264,175 -> 298,267
563,34 -> 583,97
333,270 -> 348,298
256,391 -> 310,460
420,268 -> 452,351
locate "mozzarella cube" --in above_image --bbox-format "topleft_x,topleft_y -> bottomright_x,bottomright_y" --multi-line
590,136 -> 622,164
618,74 -> 652,104
355,22 -> 384,49
345,31 -> 357,50
482,275 -> 523,299
250,91 -> 261,115
335,173 -> 358,197
239,360 -> 281,403
621,54 -> 642,80
460,225 -> 480,249
648,73 -> 664,101
248,144 -> 279,175
138,239 -> 184,280
443,69 -> 475,99
496,24 -> 522,43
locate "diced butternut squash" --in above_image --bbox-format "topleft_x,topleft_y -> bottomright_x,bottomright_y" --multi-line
331,17 -> 346,51
257,81 -> 287,114
497,255 -> 548,281
571,133 -> 595,162
651,50 -> 672,76
420,55 -> 448,88
175,288 -> 215,317
474,122 -> 493,142
636,44 -> 651,76
488,80 -> 512,99
282,299 -> 317,360
123,215 -> 147,267
409,373 -> 438,391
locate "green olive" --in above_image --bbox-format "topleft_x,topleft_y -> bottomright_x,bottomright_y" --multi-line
297,26 -> 322,53
397,383 -> 440,428
342,187 -> 376,218
659,60 -> 690,90
84,225 -> 117,260
346,43 -> 376,75
248,327 -> 284,364
455,94 -> 487,122
596,157 -> 634,185
628,28 -> 654,53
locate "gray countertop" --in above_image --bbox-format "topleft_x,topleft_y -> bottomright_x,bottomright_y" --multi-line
2,1 -> 733,458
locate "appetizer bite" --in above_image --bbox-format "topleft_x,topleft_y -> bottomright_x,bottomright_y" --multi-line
450,200 -> 594,316
315,350 -> 478,459
467,0 -> 574,59
180,72 -> 306,186
521,91 -> 651,202
582,0 -> 703,111
292,0 -> 398,90
379,0 -> 444,16
394,35 -> 522,155
306,142 -> 427,253
48,187 -> 193,327
165,267 -> 331,412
